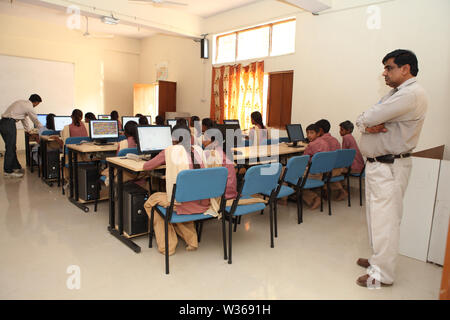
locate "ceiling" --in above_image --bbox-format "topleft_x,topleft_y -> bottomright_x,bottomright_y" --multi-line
0,0 -> 267,39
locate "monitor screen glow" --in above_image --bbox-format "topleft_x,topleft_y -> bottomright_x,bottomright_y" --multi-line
122,116 -> 140,128
37,114 -> 47,127
223,119 -> 240,126
89,120 -> 119,139
98,115 -> 111,120
167,119 -> 177,129
137,126 -> 173,154
54,116 -> 73,131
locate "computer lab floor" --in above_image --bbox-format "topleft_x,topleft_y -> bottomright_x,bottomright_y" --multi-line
0,152 -> 443,300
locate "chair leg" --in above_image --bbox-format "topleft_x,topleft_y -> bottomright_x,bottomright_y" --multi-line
228,212 -> 233,264
269,202 -> 274,248
233,216 -> 238,233
61,163 -> 65,195
297,190 -> 303,224
197,221 -> 204,243
347,175 -> 351,207
222,212 -> 227,260
261,196 -> 266,214
149,208 -> 155,248
327,182 -> 332,216
274,200 -> 278,238
165,219 -> 169,274
320,187 -> 323,212
359,176 -> 363,206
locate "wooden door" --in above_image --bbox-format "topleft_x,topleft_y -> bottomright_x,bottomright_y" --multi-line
158,81 -> 176,117
267,71 -> 293,129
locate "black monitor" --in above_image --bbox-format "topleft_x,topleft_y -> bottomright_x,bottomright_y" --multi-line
136,125 -> 173,155
122,116 -> 140,128
98,114 -> 111,120
213,123 -> 244,154
286,124 -> 305,147
89,120 -> 119,145
223,119 -> 240,128
54,116 -> 73,131
37,114 -> 47,128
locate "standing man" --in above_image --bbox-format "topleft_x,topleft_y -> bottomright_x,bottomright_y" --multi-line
355,49 -> 427,288
0,94 -> 44,178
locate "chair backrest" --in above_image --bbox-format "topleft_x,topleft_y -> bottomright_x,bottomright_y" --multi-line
174,167 -> 228,203
117,148 -> 138,157
64,136 -> 91,154
41,130 -> 59,136
118,135 -> 127,142
309,151 -> 338,175
241,163 -> 282,197
284,155 -> 310,185
279,137 -> 290,143
334,149 -> 356,169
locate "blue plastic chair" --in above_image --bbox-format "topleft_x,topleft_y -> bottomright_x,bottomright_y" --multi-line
350,163 -> 366,206
61,137 -> 91,195
118,135 -> 127,142
223,162 -> 282,264
300,151 -> 338,216
149,167 -> 229,274
41,130 -> 59,136
329,149 -> 356,207
260,155 -> 310,233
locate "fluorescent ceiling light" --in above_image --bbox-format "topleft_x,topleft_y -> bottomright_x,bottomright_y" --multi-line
282,0 -> 331,14
101,16 -> 120,25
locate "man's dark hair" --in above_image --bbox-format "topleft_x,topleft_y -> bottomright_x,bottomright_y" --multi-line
46,113 -> 56,131
155,115 -> 164,125
190,115 -> 200,127
339,120 -> 354,133
138,116 -> 149,125
382,49 -> 418,76
110,110 -> 119,120
29,94 -> 42,103
202,118 -> 214,130
85,112 -> 96,122
124,120 -> 138,143
306,123 -> 320,133
315,119 -> 331,133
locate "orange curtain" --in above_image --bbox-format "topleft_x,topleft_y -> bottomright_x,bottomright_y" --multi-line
210,61 -> 264,129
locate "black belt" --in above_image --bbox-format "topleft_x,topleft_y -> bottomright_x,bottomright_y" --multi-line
367,153 -> 411,164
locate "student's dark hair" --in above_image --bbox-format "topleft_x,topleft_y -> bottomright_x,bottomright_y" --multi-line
251,111 -> 265,129
339,120 -> 354,133
138,116 -> 149,125
382,49 -> 419,77
315,119 -> 331,133
155,115 -> 165,125
190,115 -> 199,127
46,113 -> 56,131
202,118 -> 214,130
29,94 -> 42,103
306,123 -> 320,133
85,112 -> 96,122
172,122 -> 200,169
71,109 -> 83,127
110,110 -> 119,121
124,120 -> 138,143
176,118 -> 188,127
135,113 -> 143,117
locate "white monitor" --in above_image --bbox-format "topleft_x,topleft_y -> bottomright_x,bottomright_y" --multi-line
98,114 -> 111,120
167,119 -> 177,129
122,116 -> 140,128
89,120 -> 119,142
145,116 -> 152,124
37,114 -> 47,127
54,116 -> 73,131
137,125 -> 173,154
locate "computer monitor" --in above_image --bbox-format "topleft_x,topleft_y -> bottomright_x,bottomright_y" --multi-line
98,114 -> 111,120
122,116 -> 140,128
136,125 -> 173,155
213,123 -> 244,153
37,114 -> 47,128
223,119 -> 240,127
53,116 -> 73,131
89,120 -> 119,145
167,119 -> 177,129
145,115 -> 152,124
286,124 -> 305,147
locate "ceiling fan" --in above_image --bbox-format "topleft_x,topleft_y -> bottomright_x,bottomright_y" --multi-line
82,16 -> 114,39
128,0 -> 188,6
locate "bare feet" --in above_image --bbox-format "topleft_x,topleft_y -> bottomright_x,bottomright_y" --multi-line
311,197 -> 321,210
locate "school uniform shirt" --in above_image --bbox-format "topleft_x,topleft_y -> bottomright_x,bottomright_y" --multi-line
143,148 -> 210,215
1,100 -> 43,131
303,137 -> 329,157
117,137 -> 137,154
61,122 -> 89,144
319,133 -> 341,151
355,77 -> 427,158
341,134 -> 364,172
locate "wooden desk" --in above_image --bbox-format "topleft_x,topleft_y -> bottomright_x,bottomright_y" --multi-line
39,135 -> 61,187
106,156 -> 164,253
24,131 -> 39,170
232,142 -> 306,165
67,142 -> 118,212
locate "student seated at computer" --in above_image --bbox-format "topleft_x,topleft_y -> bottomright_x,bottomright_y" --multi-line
84,112 -> 96,123
339,120 -> 364,174
247,111 -> 270,146
61,109 -> 88,144
110,110 -> 122,131
302,123 -> 329,210
190,115 -> 202,146
135,113 -> 143,118
32,113 -> 62,163
142,122 -> 209,255
138,115 -> 149,125
155,115 -> 165,126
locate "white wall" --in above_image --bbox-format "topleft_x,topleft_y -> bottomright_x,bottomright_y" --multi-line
0,13 -> 140,150
203,0 -> 450,158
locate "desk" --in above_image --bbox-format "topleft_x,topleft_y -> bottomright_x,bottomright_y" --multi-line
24,131 -> 39,171
67,143 -> 118,212
39,135 -> 60,186
232,142 -> 306,166
106,156 -> 165,253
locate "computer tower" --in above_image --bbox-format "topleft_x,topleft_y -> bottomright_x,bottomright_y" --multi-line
77,164 -> 99,201
45,150 -> 60,179
118,182 -> 149,236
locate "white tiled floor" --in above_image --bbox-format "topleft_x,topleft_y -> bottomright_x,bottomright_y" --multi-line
0,152 -> 443,299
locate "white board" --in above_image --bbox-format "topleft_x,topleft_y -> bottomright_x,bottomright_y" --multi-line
428,160 -> 450,265
399,157 -> 440,262
0,54 -> 74,129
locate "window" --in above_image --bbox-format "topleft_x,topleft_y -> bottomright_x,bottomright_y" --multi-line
214,18 -> 296,64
